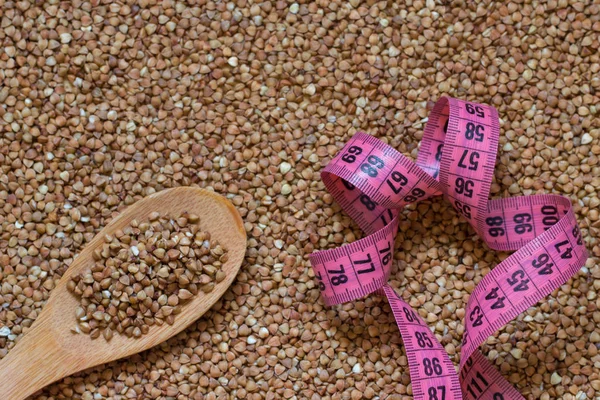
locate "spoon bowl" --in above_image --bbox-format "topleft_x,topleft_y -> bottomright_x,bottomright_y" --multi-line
0,187 -> 246,400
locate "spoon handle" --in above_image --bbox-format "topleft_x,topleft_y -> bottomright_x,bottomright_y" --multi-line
0,324 -> 75,400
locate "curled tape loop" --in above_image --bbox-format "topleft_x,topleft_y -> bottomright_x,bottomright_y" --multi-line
309,97 -> 588,399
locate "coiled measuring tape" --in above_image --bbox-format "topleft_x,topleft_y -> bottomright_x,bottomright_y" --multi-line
309,97 -> 588,399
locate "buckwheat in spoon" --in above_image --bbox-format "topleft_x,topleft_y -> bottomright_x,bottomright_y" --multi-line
0,187 -> 247,400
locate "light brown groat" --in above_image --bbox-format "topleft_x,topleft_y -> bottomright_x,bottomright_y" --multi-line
0,1 -> 598,399
67,212 -> 227,340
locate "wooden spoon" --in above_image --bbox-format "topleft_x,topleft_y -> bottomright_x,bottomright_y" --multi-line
0,187 -> 246,400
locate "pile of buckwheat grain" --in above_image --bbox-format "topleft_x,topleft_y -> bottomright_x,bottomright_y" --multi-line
67,212 -> 227,341
0,0 -> 598,399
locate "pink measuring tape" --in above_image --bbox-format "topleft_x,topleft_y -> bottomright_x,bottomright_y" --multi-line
309,97 -> 588,399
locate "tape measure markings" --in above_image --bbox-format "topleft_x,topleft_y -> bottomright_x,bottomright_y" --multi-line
309,97 -> 588,399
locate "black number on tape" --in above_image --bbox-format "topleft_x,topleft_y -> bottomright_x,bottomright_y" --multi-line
485,287 -> 506,310
379,241 -> 392,266
507,270 -> 530,292
403,307 -> 420,324
428,386 -> 446,400
572,226 -> 583,245
404,187 -> 426,203
386,171 -> 408,194
360,194 -> 376,211
380,209 -> 394,226
415,331 -> 434,348
454,200 -> 472,219
466,371 -> 489,398
423,357 -> 443,376
461,330 -> 470,347
435,144 -> 444,162
315,271 -> 325,291
469,306 -> 484,327
465,122 -> 484,142
355,253 -> 376,275
486,216 -> 505,237
341,145 -> 362,163
531,253 -> 554,275
514,213 -> 533,234
458,150 -> 480,171
342,179 -> 355,191
327,265 -> 348,286
455,177 -> 474,198
554,240 -> 573,259
465,103 -> 485,118
360,155 -> 384,177
541,205 -> 559,231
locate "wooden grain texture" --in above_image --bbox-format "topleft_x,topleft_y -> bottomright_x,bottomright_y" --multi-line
0,187 -> 247,400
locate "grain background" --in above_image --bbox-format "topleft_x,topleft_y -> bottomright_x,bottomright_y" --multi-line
0,0 -> 599,399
